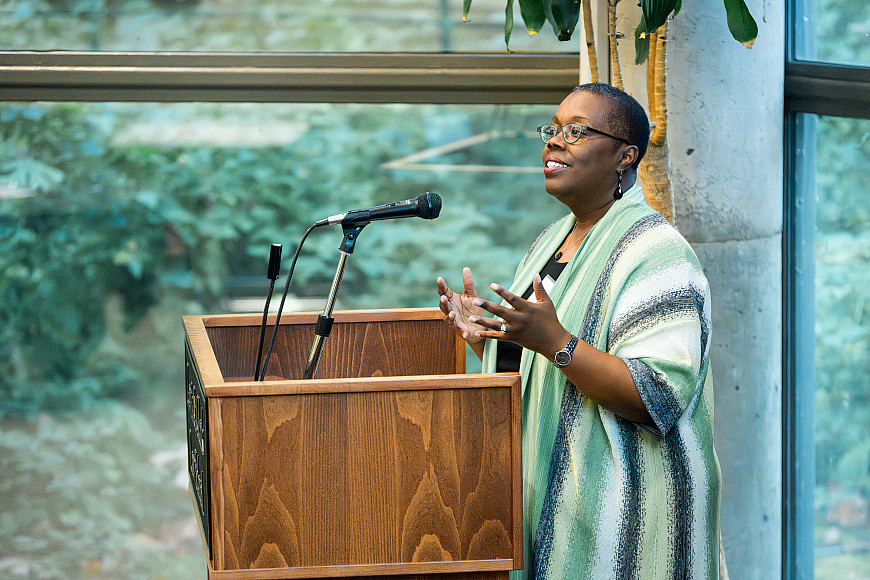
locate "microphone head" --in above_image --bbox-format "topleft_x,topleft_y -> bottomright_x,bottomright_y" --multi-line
267,243 -> 282,279
417,192 -> 442,220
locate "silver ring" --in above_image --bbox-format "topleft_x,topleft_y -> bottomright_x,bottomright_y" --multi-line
500,322 -> 506,333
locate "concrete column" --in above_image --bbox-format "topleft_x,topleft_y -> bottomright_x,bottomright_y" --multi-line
617,0 -> 785,577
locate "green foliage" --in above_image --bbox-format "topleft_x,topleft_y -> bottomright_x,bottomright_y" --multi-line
640,0 -> 680,35
812,115 -> 870,552
634,15 -> 650,65
0,101 -> 562,416
488,0 -> 580,46
0,100 -> 561,578
815,0 -> 870,65
2,0 -> 566,53
0,104 -> 166,414
547,0 -> 580,41
517,0 -> 546,37
723,0 -> 758,46
0,403 -> 203,578
632,0 -> 757,63
469,0 -> 758,50
0,8 -> 564,578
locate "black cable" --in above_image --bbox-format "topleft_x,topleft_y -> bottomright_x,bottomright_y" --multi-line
253,277 -> 276,381
259,222 -> 319,381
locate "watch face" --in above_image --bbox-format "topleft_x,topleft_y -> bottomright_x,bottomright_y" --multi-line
554,350 -> 571,367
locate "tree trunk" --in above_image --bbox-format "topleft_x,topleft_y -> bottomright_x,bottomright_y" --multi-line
637,22 -> 676,224
583,0 -> 599,82
607,0 -> 623,90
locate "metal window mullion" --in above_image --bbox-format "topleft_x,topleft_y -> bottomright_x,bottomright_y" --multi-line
785,61 -> 870,120
783,0 -> 868,573
782,110 -> 817,580
0,52 -> 579,104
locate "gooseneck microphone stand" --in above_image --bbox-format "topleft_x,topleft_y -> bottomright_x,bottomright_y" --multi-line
259,193 -> 440,381
302,221 -> 367,380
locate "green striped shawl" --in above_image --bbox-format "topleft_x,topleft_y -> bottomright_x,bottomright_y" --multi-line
483,184 -> 720,579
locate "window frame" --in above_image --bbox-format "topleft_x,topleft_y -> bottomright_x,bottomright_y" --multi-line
784,1 -> 870,578
0,51 -> 579,104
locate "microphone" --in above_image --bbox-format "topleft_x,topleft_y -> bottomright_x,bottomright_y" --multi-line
315,192 -> 441,227
266,243 -> 282,281
254,243 -> 282,381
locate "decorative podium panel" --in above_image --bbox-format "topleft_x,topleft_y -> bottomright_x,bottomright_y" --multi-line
183,309 -> 522,580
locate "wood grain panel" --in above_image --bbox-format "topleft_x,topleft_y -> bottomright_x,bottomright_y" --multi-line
202,310 -> 460,382
200,309 -> 444,328
188,311 -> 521,579
200,374 -> 514,399
185,316 -> 225,385
210,386 -> 515,572
208,565 -> 510,580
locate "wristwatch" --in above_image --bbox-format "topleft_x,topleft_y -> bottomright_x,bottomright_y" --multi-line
553,335 -> 579,368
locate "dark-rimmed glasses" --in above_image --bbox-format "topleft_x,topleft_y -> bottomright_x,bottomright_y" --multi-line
537,123 -> 630,145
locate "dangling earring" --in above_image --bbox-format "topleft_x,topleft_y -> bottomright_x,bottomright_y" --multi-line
614,169 -> 624,200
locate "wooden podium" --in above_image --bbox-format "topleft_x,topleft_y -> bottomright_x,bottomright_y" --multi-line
184,308 -> 522,580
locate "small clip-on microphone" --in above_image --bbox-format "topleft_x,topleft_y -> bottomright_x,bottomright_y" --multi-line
253,243 -> 282,381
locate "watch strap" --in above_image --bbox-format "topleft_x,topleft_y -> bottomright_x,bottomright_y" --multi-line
553,335 -> 579,368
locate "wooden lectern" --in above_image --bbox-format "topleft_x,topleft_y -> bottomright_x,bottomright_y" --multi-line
184,308 -> 522,580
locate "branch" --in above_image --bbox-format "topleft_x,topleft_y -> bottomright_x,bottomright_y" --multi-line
650,20 -> 668,146
646,29 -> 657,119
608,0 -> 623,89
583,0 -> 599,82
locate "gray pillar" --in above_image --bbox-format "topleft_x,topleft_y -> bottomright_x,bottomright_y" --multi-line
618,0 -> 785,577
670,2 -> 784,578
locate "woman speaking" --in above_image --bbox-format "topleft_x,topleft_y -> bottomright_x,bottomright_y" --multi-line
437,84 -> 720,579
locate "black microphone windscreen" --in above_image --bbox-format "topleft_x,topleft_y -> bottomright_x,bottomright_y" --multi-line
418,192 -> 442,220
267,243 -> 282,279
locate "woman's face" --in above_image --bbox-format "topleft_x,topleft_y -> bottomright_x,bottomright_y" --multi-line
541,91 -> 627,209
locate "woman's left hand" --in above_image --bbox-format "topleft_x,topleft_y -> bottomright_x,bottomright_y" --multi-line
469,273 -> 573,361
474,273 -> 653,425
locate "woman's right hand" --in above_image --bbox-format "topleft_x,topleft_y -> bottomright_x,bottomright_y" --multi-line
437,267 -> 487,347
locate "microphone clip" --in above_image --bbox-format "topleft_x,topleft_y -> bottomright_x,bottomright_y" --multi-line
339,222 -> 367,254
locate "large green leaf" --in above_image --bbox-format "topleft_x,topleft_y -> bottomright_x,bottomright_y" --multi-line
1,158 -> 65,194
548,0 -> 580,41
724,0 -> 758,47
463,0 -> 473,21
640,0 -> 679,33
634,15 -> 650,65
518,0 -> 547,35
505,0 -> 515,47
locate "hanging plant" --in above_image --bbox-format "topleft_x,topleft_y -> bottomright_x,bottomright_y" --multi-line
463,0 -> 758,226
465,0 -> 757,48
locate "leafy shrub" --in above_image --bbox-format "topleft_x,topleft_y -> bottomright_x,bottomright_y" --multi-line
0,102 -> 561,415
0,402 -> 204,579
812,116 -> 870,537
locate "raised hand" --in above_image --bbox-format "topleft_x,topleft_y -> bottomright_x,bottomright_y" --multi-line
436,267 -> 488,346
468,273 -> 572,360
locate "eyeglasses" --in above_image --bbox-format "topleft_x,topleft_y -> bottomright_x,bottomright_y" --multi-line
537,123 -> 630,145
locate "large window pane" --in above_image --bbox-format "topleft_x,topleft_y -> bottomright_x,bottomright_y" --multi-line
794,0 -> 870,66
812,114 -> 870,578
1,0 -> 569,52
0,100 -> 562,577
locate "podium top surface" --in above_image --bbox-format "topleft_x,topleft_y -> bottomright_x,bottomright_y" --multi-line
184,308 -> 512,397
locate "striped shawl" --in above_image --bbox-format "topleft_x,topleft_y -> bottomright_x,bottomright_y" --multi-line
482,184 -> 720,580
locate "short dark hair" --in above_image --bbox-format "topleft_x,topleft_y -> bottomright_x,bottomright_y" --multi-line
572,83 -> 650,169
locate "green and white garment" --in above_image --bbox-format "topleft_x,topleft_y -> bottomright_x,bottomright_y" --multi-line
483,184 -> 720,579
